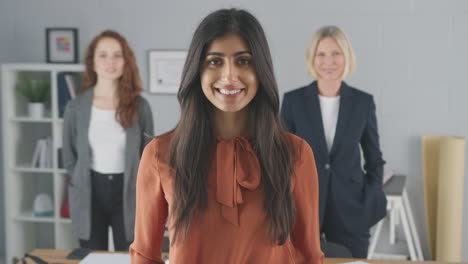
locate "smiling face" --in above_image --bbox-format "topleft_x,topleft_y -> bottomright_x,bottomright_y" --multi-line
93,37 -> 125,81
200,34 -> 259,115
313,37 -> 345,82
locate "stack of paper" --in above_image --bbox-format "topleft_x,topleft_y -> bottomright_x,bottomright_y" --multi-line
80,253 -> 130,264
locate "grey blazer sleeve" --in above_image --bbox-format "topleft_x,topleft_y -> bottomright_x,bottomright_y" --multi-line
139,97 -> 154,153
62,100 -> 77,175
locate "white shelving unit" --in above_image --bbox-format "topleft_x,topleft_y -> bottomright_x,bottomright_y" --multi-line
2,63 -> 84,263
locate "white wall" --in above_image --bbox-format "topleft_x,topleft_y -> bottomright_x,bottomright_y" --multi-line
1,0 -> 467,261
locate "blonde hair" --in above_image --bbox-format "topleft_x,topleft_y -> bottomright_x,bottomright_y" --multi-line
305,25 -> 356,80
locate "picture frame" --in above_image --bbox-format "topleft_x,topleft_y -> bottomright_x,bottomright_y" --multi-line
46,28 -> 78,63
149,50 -> 187,94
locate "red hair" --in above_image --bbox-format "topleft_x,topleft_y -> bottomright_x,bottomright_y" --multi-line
81,30 -> 143,129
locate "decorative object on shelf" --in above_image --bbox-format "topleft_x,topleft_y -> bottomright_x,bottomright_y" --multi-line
33,193 -> 54,217
61,197 -> 70,218
31,137 -> 52,168
149,50 -> 187,94
28,103 -> 45,119
16,73 -> 51,118
60,173 -> 70,218
46,28 -> 79,63
60,198 -> 70,218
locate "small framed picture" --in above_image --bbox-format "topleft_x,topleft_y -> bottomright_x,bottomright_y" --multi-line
149,50 -> 187,94
46,28 -> 78,63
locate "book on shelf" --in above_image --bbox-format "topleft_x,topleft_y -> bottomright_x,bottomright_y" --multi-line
57,72 -> 82,118
30,140 -> 44,168
57,73 -> 70,118
31,137 -> 52,168
57,147 -> 64,169
64,74 -> 77,99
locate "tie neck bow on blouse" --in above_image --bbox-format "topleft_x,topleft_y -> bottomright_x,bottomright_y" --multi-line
216,136 -> 261,226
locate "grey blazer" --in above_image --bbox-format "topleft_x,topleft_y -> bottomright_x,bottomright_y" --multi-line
62,88 -> 154,241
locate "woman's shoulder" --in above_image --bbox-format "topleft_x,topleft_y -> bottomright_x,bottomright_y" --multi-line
284,83 -> 313,98
65,88 -> 91,112
71,88 -> 93,105
286,132 -> 303,147
137,95 -> 151,111
286,132 -> 307,157
343,82 -> 373,100
285,133 -> 316,191
286,132 -> 308,148
138,95 -> 150,106
137,95 -> 153,119
145,131 -> 174,158
287,132 -> 313,162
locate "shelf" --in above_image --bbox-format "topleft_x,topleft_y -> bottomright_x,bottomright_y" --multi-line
14,211 -> 55,223
10,117 -> 54,123
12,166 -> 56,173
58,217 -> 72,224
3,63 -> 84,261
2,63 -> 84,72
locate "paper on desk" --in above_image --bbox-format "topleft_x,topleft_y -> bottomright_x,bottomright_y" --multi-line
339,262 -> 370,264
80,253 -> 130,264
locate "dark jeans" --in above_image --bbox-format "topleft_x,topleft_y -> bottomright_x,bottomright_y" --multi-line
79,170 -> 131,251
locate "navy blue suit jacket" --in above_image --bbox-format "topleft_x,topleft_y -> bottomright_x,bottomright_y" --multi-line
281,81 -> 387,233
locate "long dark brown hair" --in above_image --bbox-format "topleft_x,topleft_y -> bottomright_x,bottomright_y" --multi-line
81,30 -> 142,129
169,8 -> 295,244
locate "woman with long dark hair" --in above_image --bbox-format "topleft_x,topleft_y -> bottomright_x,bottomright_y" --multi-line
63,30 -> 154,250
131,9 -> 323,263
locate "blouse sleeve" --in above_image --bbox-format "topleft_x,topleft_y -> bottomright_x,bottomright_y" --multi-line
130,138 -> 168,264
290,139 -> 324,264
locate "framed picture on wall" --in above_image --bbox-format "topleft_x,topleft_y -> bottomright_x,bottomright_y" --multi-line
46,28 -> 78,63
149,50 -> 187,94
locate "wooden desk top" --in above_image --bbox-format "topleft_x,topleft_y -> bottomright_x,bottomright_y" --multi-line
18,249 -> 77,264
19,249 -> 458,264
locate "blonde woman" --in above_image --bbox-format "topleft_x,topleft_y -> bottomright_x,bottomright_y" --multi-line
281,25 -> 386,258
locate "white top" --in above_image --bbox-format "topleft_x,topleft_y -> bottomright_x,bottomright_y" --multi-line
88,106 -> 126,174
318,95 -> 340,153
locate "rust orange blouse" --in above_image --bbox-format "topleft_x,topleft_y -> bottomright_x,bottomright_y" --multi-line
130,133 -> 324,264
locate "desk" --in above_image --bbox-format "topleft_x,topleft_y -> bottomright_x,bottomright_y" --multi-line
19,249 -> 454,264
16,249 -> 169,264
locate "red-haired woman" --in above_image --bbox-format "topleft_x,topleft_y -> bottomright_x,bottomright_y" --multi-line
63,30 -> 154,251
